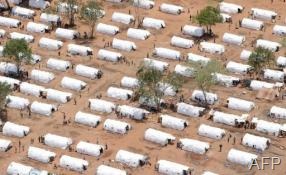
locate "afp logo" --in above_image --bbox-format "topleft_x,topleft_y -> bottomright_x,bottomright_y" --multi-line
249,157 -> 281,170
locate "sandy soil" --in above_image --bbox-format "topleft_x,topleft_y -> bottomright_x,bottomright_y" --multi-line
1,0 -> 286,174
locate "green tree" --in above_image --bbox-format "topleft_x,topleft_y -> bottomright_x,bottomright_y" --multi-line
136,65 -> 183,111
248,47 -> 275,76
195,6 -> 222,35
58,0 -> 78,27
3,39 -> 32,76
0,82 -> 11,121
191,60 -> 224,107
80,0 -> 103,38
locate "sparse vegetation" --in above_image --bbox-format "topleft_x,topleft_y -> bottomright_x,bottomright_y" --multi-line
248,47 -> 275,76
80,0 -> 103,38
195,6 -> 222,35
136,65 -> 183,111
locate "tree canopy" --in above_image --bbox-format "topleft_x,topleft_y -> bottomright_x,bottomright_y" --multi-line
0,82 -> 11,110
58,0 -> 78,27
195,6 -> 222,34
191,60 -> 224,107
80,0 -> 103,38
3,39 -> 32,74
136,65 -> 183,111
248,47 -> 275,75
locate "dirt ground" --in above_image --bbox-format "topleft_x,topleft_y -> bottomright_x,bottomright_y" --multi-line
1,0 -> 286,174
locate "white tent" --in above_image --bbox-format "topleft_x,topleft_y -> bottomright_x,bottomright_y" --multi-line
144,128 -> 175,146
213,73 -> 240,87
198,124 -> 225,140
177,138 -> 209,155
241,18 -> 264,30
254,118 -> 282,136
55,28 -> 79,40
142,17 -> 166,29
96,165 -> 127,175
9,32 -> 34,43
240,49 -> 252,61
28,146 -> 56,163
97,49 -> 123,62
31,101 -> 56,116
227,148 -> 258,166
158,82 -> 177,96
47,58 -> 70,71
31,69 -> 55,83
159,114 -> 188,130
174,64 -> 194,77
6,95 -> 30,110
187,53 -> 210,65
0,76 -> 20,89
46,88 -> 72,103
0,62 -> 17,74
211,111 -> 246,126
6,162 -> 33,175
155,160 -> 191,175
57,2 -> 78,13
112,38 -> 136,52
263,69 -> 284,82
0,29 -> 5,37
219,2 -> 243,14
171,36 -> 194,49
138,96 -> 165,109
176,102 -> 205,117
27,22 -> 49,33
74,111 -> 101,127
250,80 -> 275,90
133,0 -> 154,9
202,171 -> 219,175
0,46 -> 3,57
12,6 -> 35,18
40,13 -> 61,24
222,33 -> 245,46
89,99 -> 116,113
44,133 -> 72,149
31,54 -> 42,64
68,44 -> 93,56
277,56 -> 286,67
256,39 -> 281,52
191,90 -> 218,105
103,119 -> 131,134
121,76 -> 139,88
107,87 -> 133,100
8,0 -> 22,4
200,42 -> 225,54
273,25 -> 286,36
221,13 -> 232,23
96,23 -> 119,35
242,133 -> 270,151
0,16 -> 21,28
61,76 -> 87,91
39,37 -> 63,50
29,0 -> 50,9
227,97 -> 255,112
182,25 -> 204,37
143,58 -> 169,72
270,106 -> 286,119
115,150 -> 148,167
76,141 -> 104,157
59,155 -> 88,172
112,12 -> 134,24
127,28 -> 150,40
116,105 -> 149,120
0,138 -> 12,152
75,64 -> 102,79
251,8 -> 277,20
3,121 -> 30,138
226,61 -> 252,74
159,3 -> 184,15
153,47 -> 181,60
